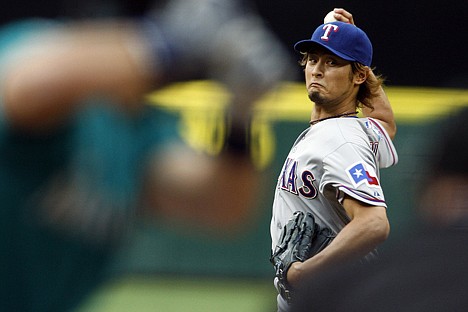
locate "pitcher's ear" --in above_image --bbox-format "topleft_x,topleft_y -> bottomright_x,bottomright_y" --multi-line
354,68 -> 368,85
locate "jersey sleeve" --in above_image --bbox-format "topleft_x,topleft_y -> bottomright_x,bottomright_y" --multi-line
366,118 -> 398,168
320,142 -> 388,207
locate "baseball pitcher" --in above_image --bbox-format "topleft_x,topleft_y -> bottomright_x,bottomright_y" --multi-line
270,9 -> 398,311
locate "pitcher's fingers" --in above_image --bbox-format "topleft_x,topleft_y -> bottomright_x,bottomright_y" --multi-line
332,8 -> 355,25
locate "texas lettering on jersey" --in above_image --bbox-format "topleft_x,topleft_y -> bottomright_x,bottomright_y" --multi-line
279,158 -> 318,199
279,157 -> 381,201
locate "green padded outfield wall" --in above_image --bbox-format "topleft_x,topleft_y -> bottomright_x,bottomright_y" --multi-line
108,81 -> 468,278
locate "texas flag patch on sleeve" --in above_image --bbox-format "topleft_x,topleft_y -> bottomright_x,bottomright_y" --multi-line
346,162 -> 380,187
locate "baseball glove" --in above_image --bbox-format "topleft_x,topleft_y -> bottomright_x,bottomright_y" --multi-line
270,211 -> 334,303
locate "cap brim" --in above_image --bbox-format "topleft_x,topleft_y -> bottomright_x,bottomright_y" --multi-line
293,40 -> 355,63
293,40 -> 317,52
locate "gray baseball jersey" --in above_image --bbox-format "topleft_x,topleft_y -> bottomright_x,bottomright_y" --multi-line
270,116 -> 398,251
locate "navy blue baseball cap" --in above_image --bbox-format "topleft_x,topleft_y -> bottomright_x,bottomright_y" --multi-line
294,21 -> 373,67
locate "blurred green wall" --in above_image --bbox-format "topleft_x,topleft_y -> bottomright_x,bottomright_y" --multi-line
108,81 -> 468,279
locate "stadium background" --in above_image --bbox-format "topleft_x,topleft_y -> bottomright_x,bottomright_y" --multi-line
1,1 -> 467,311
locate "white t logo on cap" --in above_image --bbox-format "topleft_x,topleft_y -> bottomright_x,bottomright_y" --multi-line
321,24 -> 339,41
